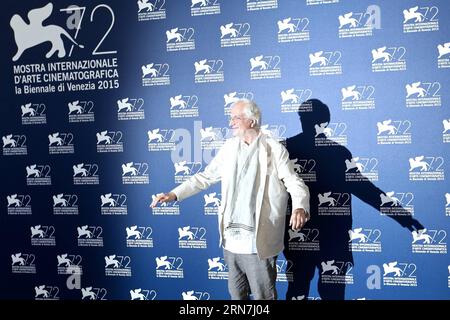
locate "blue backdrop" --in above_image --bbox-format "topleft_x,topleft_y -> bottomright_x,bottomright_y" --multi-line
1,0 -> 449,300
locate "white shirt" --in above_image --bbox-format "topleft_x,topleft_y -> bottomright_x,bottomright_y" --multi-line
223,138 -> 259,254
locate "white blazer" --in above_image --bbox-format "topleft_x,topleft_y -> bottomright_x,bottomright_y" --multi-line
171,133 -> 310,259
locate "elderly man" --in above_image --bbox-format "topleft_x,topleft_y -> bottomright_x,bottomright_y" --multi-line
151,99 -> 310,300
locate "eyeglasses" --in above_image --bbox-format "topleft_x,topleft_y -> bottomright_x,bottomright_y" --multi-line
229,115 -> 248,122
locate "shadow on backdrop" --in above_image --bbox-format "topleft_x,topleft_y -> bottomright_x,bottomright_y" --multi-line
284,99 -> 424,300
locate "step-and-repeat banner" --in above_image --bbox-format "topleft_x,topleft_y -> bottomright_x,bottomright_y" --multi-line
1,0 -> 449,300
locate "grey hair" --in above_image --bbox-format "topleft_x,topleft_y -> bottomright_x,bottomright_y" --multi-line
233,99 -> 261,127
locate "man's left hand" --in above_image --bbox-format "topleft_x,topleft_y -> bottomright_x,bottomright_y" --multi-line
290,208 -> 309,231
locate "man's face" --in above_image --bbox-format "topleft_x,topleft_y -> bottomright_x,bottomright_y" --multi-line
229,102 -> 253,137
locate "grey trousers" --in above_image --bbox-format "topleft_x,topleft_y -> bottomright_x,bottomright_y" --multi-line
223,249 -> 278,300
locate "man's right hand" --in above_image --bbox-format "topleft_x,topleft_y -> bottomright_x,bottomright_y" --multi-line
150,192 -> 177,208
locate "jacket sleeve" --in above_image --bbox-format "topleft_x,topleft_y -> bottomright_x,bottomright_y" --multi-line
170,143 -> 226,201
275,143 -> 310,216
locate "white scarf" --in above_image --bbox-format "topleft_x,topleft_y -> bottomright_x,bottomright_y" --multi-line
223,136 -> 261,240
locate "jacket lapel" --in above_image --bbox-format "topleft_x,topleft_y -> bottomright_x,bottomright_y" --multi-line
255,134 -> 267,232
219,138 -> 240,215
